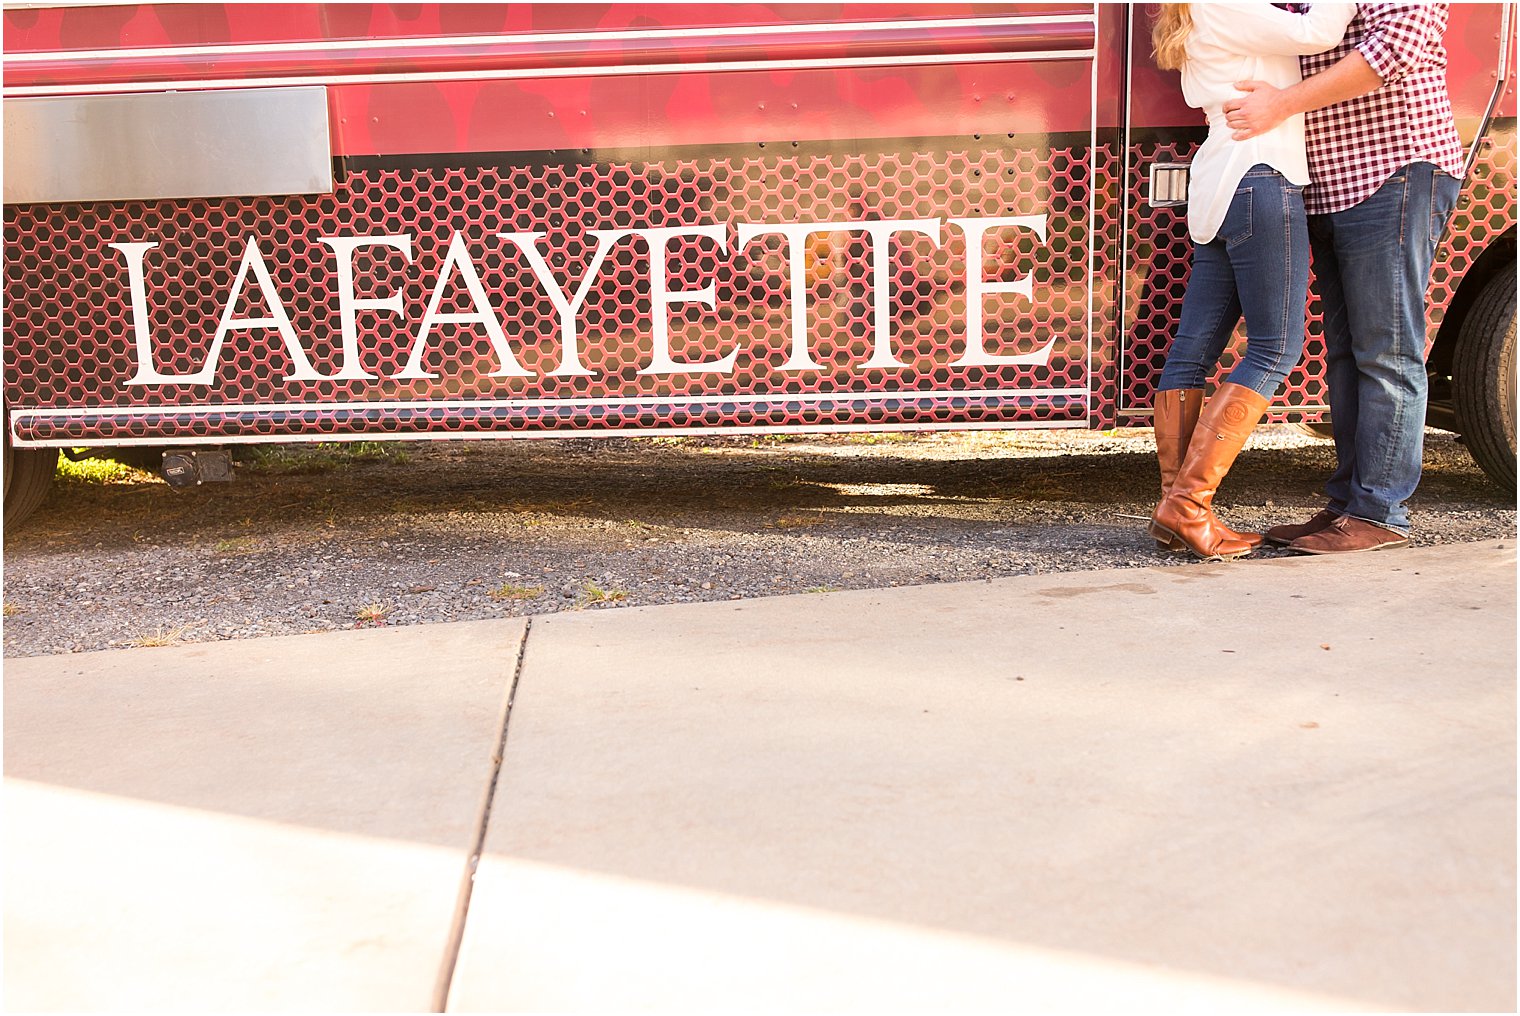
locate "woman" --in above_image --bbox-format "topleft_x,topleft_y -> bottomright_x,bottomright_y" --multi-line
1148,2 -> 1354,560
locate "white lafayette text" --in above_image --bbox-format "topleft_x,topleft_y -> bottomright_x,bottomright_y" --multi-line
111,215 -> 1050,386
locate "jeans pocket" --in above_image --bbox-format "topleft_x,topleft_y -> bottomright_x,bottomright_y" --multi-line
1429,172 -> 1460,254
1224,187 -> 1253,248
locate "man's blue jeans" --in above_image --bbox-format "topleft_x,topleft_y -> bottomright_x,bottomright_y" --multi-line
1158,166 -> 1309,398
1309,162 -> 1461,534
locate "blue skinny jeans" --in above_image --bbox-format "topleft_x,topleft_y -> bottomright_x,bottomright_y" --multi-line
1157,165 -> 1309,398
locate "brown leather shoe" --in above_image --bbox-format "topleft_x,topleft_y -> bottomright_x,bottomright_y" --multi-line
1149,383 -> 1270,561
1264,508 -> 1340,547
1151,388 -> 1261,553
1288,515 -> 1410,554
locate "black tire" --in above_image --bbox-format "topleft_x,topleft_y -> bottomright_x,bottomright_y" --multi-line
1452,269 -> 1518,492
3,435 -> 58,529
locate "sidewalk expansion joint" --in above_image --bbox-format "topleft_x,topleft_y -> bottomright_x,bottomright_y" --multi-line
431,617 -> 533,1013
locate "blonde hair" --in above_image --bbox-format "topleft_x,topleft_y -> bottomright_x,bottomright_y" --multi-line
1152,4 -> 1193,71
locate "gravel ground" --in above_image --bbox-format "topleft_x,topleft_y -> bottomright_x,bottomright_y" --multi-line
3,426 -> 1513,658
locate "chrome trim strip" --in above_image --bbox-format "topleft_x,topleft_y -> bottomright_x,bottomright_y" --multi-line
3,49 -> 1097,97
1119,4 -> 1136,415
1464,1 -> 1515,179
1118,404 -> 1330,419
4,14 -> 1098,65
1087,3 -> 1099,423
11,389 -> 1092,421
8,417 -> 1086,449
9,391 -> 1090,447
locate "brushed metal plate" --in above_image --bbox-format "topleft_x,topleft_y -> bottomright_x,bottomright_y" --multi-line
1147,162 -> 1190,208
3,86 -> 332,205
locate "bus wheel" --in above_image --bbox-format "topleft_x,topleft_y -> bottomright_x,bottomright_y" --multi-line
1452,269 -> 1518,492
3,433 -> 58,529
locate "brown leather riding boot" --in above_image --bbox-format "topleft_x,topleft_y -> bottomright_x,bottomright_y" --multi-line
1151,388 -> 1261,552
1154,388 -> 1203,497
1151,389 -> 1202,552
1149,383 -> 1271,560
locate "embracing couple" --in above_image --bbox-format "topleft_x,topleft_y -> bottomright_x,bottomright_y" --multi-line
1148,3 -> 1463,560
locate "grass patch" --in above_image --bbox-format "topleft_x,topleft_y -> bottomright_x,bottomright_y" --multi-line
55,456 -> 156,485
244,442 -> 413,476
844,433 -> 915,445
3,602 -> 18,617
803,585 -> 841,594
381,497 -> 440,515
354,602 -> 391,627
489,583 -> 544,601
771,514 -> 825,528
129,623 -> 196,648
580,581 -> 628,606
213,536 -> 262,554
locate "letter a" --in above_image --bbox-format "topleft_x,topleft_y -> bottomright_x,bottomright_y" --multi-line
397,232 -> 530,379
211,238 -> 325,382
116,238 -> 323,385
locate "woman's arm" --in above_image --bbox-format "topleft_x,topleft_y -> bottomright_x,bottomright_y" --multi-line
1193,3 -> 1356,56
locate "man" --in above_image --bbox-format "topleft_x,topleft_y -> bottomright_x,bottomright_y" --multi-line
1223,4 -> 1463,554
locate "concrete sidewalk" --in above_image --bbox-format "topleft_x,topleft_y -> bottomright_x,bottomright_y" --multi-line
5,540 -> 1515,1012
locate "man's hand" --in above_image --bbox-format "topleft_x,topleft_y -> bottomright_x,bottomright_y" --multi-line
1223,80 -> 1291,141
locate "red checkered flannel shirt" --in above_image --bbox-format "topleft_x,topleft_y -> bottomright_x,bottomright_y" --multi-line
1299,3 -> 1464,215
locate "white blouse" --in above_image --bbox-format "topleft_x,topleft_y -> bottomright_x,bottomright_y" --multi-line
1181,2 -> 1356,243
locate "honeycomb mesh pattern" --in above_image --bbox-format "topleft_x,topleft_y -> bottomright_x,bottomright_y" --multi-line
5,135 -> 1513,442
5,141 -> 1102,443
1121,136 -> 1518,420
1427,134 -> 1518,337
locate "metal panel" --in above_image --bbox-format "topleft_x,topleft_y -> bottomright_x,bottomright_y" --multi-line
2,86 -> 332,205
1147,163 -> 1190,208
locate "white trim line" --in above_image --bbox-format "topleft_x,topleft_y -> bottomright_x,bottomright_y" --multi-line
10,417 -> 1084,448
11,388 -> 1089,422
1086,7 -> 1099,424
2,48 -> 1097,97
1499,2 -> 1514,79
4,14 -> 1097,65
1118,5 -> 1136,414
1119,403 -> 1330,420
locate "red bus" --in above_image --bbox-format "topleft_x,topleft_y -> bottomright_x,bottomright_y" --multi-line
3,3 -> 1514,527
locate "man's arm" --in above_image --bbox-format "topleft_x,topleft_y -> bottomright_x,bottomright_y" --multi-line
1223,4 -> 1449,141
1222,52 -> 1384,141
